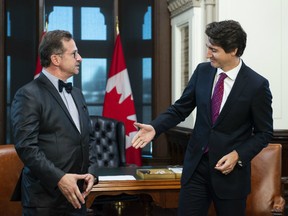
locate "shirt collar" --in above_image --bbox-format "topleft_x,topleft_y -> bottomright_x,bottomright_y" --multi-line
42,69 -> 61,91
216,59 -> 242,81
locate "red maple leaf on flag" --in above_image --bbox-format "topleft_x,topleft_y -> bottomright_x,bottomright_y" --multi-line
104,87 -> 138,135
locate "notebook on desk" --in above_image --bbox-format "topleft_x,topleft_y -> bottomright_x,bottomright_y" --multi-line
136,168 -> 179,179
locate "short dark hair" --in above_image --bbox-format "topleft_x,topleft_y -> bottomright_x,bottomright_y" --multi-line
39,30 -> 73,67
205,20 -> 247,57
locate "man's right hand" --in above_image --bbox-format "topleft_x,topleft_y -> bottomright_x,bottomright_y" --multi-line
132,122 -> 156,149
57,173 -> 88,209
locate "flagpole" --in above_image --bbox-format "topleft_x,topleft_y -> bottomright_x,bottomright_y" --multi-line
116,16 -> 119,35
45,14 -> 48,32
45,20 -> 48,32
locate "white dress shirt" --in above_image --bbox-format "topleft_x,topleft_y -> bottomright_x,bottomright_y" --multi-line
42,70 -> 81,133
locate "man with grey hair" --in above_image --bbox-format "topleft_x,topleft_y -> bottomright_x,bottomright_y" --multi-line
11,30 -> 98,216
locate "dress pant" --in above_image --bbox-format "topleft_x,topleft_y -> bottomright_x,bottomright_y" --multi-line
178,153 -> 246,216
22,203 -> 87,216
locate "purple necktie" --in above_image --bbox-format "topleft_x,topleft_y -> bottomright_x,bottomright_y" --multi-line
211,73 -> 227,124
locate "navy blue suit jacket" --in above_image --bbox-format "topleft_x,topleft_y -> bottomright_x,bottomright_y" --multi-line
151,62 -> 273,199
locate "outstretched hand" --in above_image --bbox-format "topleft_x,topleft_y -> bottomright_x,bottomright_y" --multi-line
132,122 -> 156,149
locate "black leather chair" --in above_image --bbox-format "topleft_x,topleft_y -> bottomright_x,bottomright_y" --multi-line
89,115 -> 139,215
90,115 -> 126,168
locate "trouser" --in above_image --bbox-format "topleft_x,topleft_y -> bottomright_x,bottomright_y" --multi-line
22,203 -> 87,216
178,153 -> 246,216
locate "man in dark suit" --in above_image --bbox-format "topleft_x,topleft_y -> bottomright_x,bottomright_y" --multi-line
11,30 -> 98,216
132,20 -> 273,216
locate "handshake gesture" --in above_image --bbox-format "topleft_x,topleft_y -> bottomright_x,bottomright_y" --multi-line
132,122 -> 156,149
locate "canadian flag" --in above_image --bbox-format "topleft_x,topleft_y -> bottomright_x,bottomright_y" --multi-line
103,34 -> 142,166
34,31 -> 46,79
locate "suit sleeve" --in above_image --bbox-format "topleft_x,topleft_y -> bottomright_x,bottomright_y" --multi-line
236,78 -> 273,165
11,87 -> 65,190
88,116 -> 98,177
151,66 -> 199,136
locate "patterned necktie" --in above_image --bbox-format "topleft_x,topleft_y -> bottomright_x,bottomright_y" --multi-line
211,73 -> 227,124
59,80 -> 73,93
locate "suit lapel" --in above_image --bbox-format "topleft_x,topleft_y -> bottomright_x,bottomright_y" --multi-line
206,67 -> 217,124
215,63 -> 249,124
37,74 -> 78,129
71,90 -> 86,133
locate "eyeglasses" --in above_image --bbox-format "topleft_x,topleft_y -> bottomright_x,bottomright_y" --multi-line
54,50 -> 79,59
70,50 -> 79,59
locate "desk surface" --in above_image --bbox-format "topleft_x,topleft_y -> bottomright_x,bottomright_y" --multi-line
92,166 -> 181,191
88,166 -> 181,208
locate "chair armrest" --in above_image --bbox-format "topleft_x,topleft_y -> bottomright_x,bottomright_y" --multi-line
271,196 -> 285,216
271,177 -> 288,216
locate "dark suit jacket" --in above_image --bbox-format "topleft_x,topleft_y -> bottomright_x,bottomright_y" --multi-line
151,62 -> 273,199
11,73 -> 97,207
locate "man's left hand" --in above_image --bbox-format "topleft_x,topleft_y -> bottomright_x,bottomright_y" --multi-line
214,150 -> 239,175
57,173 -> 94,209
82,173 -> 95,198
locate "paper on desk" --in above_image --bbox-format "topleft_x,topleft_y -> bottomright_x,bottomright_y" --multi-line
99,175 -> 136,181
168,167 -> 183,174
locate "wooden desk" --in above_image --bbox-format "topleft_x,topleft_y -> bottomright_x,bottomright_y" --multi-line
86,167 -> 181,209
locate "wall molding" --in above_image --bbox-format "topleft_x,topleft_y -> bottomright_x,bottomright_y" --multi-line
167,0 -> 201,17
